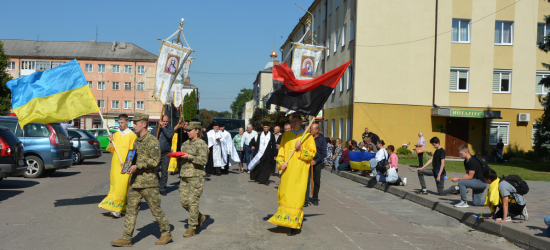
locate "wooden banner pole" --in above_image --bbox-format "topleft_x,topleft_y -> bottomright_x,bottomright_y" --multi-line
98,110 -> 123,164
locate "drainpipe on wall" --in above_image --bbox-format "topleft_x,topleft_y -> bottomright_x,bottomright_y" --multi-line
350,0 -> 357,140
432,0 -> 439,108
133,60 -> 137,117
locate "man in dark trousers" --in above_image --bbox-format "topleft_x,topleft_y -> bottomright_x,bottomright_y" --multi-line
273,126 -> 283,175
150,115 -> 181,196
248,122 -> 277,185
305,123 -> 327,206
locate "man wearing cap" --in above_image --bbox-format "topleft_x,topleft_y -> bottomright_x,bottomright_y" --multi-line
111,112 -> 172,247
248,122 -> 277,185
177,121 -> 209,237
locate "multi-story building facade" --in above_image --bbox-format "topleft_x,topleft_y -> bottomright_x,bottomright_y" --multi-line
2,39 -> 164,128
281,0 -> 550,156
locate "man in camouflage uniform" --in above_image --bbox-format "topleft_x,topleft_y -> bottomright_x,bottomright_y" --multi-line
111,112 -> 172,247
178,121 -> 209,237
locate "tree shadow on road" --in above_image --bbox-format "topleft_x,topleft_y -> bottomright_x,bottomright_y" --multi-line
0,190 -> 24,202
79,160 -> 107,166
0,179 -> 40,189
47,171 -> 81,178
54,195 -> 105,207
132,222 -> 175,244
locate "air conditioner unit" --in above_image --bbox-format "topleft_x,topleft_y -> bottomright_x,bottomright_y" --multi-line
518,113 -> 530,122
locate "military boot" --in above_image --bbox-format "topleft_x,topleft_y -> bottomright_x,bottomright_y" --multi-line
197,213 -> 206,230
110,238 -> 132,247
183,228 -> 195,237
155,235 -> 173,245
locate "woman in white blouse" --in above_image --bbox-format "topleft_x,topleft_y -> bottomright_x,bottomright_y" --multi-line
415,132 -> 426,168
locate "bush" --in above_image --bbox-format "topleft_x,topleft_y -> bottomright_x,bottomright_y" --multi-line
397,147 -> 412,155
397,153 -> 431,160
506,157 -> 533,164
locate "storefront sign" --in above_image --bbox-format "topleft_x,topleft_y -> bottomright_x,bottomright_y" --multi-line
316,110 -> 323,120
450,109 -> 484,118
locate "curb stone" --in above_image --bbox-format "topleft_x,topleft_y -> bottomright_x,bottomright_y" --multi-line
323,166 -> 550,250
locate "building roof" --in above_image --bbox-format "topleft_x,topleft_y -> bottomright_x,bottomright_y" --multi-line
0,39 -> 157,62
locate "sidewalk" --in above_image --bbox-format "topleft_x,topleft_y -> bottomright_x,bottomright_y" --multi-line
323,164 -> 550,250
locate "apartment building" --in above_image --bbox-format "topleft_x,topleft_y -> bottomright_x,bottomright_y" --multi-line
2,39 -> 163,128
281,0 -> 550,156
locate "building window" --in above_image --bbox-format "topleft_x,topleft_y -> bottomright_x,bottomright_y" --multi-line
98,64 -> 106,73
537,23 -> 550,44
533,122 -> 539,146
495,21 -> 513,45
124,82 -> 132,91
329,0 -> 332,15
21,61 -> 36,70
452,19 -> 470,43
331,119 -> 335,137
123,100 -> 132,109
342,24 -> 347,47
339,118 -> 343,139
536,73 -> 550,94
318,9 -> 321,27
85,64 -> 93,72
346,118 -> 351,141
340,75 -> 344,92
324,120 -> 328,137
336,0 -> 339,9
136,101 -> 144,110
87,81 -> 92,89
349,20 -> 354,42
327,36 -> 331,57
112,65 -> 120,73
51,61 -> 65,68
36,61 -> 51,71
112,82 -> 120,90
7,61 -> 15,70
97,81 -> 105,90
124,65 -> 132,74
450,68 -> 469,92
334,31 -> 338,52
137,65 -> 145,74
489,122 -> 509,145
137,82 -> 144,91
111,100 -> 119,109
97,100 -> 105,108
493,71 -> 512,93
347,66 -> 352,89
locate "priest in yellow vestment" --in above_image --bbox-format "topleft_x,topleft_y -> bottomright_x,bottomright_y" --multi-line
268,113 -> 316,235
98,114 -> 137,217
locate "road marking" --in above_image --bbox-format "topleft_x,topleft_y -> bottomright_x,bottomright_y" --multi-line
334,226 -> 364,250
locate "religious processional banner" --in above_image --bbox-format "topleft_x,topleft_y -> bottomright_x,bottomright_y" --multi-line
154,41 -> 191,105
168,58 -> 194,106
291,43 -> 325,80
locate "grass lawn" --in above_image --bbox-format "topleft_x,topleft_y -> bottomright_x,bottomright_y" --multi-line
398,158 -> 550,182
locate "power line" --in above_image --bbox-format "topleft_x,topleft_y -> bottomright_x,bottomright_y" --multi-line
354,0 -> 524,48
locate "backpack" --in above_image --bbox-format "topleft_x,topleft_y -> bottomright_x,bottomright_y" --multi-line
471,155 -> 491,172
500,175 -> 529,196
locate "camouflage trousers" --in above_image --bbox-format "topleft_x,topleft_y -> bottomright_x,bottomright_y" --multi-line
179,176 -> 205,230
122,187 -> 171,241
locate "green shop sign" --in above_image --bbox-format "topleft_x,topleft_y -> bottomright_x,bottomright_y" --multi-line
450,109 -> 484,118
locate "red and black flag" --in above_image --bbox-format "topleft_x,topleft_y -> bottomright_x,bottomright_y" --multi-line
267,59 -> 352,115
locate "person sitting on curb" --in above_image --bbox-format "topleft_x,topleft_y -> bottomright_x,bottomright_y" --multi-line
375,145 -> 406,186
416,137 -> 446,195
338,144 -> 351,171
439,145 -> 487,208
482,169 -> 528,223
544,216 -> 550,237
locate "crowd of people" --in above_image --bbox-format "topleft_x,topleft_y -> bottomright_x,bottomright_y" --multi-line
99,113 -> 544,246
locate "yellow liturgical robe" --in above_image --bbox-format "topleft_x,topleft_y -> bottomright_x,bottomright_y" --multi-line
98,130 -> 137,213
268,129 -> 316,229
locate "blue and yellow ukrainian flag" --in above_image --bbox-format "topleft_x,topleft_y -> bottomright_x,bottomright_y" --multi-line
349,151 -> 376,171
7,59 -> 99,128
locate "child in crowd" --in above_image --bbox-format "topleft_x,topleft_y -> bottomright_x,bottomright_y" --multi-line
482,169 -> 528,222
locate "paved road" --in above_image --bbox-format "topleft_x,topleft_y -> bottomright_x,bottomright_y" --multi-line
0,153 -> 520,250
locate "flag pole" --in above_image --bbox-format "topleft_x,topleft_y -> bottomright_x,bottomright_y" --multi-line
98,110 -> 123,164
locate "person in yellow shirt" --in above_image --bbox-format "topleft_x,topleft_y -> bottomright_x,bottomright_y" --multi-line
268,113 -> 316,236
98,114 -> 137,218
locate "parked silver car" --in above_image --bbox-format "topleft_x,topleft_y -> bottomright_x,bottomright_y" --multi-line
67,129 -> 102,165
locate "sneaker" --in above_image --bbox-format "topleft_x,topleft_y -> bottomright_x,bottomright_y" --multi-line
521,206 -> 529,221
369,173 -> 374,177
454,201 -> 469,208
111,212 -> 122,218
402,178 -> 407,186
450,185 -> 460,195
417,189 -> 428,195
496,216 -> 512,222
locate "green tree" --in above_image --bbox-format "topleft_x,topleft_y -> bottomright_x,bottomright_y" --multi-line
0,41 -> 13,116
183,90 -> 197,121
535,12 -> 550,157
213,111 -> 232,118
199,109 -> 214,127
230,88 -> 253,119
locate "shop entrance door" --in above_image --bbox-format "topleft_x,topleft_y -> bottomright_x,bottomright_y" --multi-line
445,118 -> 469,157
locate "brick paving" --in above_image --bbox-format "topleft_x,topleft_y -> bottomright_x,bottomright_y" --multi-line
325,163 -> 550,249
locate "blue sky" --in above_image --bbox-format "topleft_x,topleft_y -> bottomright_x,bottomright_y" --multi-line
2,0 -> 313,112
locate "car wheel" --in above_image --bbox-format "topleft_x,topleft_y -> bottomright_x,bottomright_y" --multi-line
24,156 -> 44,178
71,149 -> 81,165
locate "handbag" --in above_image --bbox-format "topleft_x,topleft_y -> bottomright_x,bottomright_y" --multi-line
375,151 -> 388,174
386,167 -> 399,183
416,147 -> 425,154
